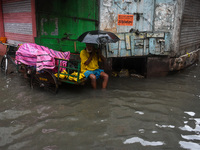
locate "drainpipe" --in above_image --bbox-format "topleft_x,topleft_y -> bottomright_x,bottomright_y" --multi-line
98,0 -> 100,30
152,0 -> 156,32
0,0 -> 5,37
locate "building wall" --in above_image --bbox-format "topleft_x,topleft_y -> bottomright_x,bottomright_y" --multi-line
0,0 -> 5,37
99,0 -> 155,33
99,0 -> 176,58
100,0 -> 200,59
170,0 -> 185,57
2,0 -> 35,45
100,0 -> 176,33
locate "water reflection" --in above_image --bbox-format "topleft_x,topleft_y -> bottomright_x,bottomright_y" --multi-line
0,63 -> 200,149
179,141 -> 200,150
42,129 -> 57,134
181,135 -> 200,140
178,110 -> 200,150
43,145 -> 58,150
155,124 -> 175,128
123,137 -> 165,146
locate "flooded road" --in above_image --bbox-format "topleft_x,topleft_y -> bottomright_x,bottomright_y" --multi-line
0,63 -> 200,150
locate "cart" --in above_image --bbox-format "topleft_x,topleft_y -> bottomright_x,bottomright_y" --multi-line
29,53 -> 87,93
1,30 -> 120,93
0,43 -> 87,93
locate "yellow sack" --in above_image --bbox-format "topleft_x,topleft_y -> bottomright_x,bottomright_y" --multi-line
54,70 -> 68,79
68,72 -> 85,82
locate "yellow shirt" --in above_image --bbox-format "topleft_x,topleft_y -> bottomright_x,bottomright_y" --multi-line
80,49 -> 100,73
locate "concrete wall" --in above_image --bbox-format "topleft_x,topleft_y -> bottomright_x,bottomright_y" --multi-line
170,0 -> 185,57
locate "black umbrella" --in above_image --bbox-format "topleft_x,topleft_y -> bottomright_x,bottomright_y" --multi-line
77,30 -> 120,45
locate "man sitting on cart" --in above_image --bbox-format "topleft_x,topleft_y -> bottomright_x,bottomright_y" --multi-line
80,43 -> 109,89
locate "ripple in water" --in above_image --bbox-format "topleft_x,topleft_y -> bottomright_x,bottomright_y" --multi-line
123,137 -> 165,146
179,111 -> 200,150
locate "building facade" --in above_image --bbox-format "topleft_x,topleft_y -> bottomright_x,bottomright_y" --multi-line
0,0 -> 200,77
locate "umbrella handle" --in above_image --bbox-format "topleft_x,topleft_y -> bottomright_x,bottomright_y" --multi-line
99,44 -> 108,59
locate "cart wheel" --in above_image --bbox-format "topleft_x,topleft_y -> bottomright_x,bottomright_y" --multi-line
1,56 -> 8,75
31,69 -> 58,93
1,56 -> 17,75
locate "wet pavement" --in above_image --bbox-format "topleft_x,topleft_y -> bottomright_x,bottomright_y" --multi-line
0,61 -> 200,150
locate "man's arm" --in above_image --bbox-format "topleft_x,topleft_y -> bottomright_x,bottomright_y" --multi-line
83,50 -> 95,65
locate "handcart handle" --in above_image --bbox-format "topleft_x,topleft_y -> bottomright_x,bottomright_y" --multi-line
55,57 -> 69,61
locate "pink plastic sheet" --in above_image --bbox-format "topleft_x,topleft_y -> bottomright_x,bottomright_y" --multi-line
15,43 -> 70,71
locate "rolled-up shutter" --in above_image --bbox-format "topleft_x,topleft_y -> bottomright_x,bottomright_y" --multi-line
179,0 -> 200,54
2,0 -> 33,45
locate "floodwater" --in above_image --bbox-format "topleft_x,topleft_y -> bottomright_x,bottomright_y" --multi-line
0,64 -> 200,150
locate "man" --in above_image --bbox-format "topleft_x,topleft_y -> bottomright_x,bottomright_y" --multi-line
80,43 -> 109,89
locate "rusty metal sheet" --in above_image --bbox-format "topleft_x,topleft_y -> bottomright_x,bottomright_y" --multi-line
147,33 -> 165,38
117,33 -> 125,40
154,3 -> 175,31
100,0 -> 155,32
125,34 -> 131,50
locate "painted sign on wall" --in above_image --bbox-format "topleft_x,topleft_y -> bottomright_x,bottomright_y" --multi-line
117,14 -> 134,26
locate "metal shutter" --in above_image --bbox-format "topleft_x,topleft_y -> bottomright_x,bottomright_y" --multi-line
2,0 -> 33,45
179,0 -> 200,54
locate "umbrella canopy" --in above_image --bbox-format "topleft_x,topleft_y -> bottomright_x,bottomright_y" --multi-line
77,30 -> 120,45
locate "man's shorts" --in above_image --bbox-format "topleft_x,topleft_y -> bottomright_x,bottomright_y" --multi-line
84,69 -> 104,79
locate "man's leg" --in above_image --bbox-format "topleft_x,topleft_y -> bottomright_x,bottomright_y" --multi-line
89,74 -> 97,89
100,72 -> 109,89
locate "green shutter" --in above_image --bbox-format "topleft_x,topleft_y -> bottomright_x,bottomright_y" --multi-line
35,0 -> 98,53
